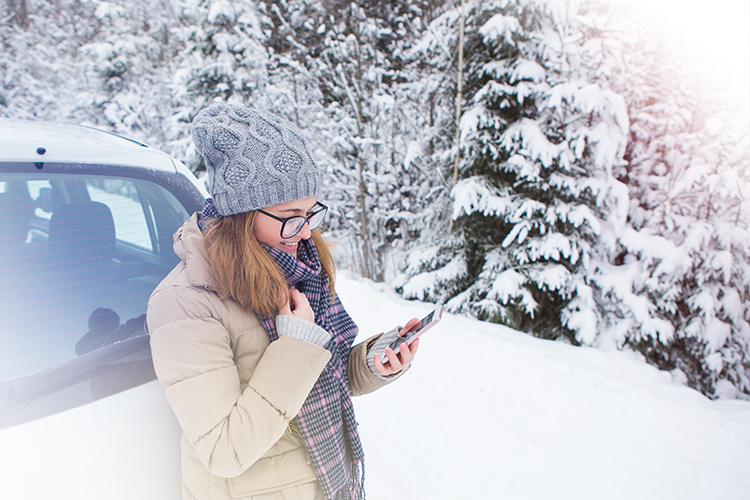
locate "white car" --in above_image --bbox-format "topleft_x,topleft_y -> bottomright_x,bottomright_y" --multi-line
0,119 -> 207,499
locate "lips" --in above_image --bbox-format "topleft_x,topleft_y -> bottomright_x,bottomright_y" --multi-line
280,240 -> 299,253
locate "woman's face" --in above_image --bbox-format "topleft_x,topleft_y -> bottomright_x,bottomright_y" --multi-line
253,197 -> 317,255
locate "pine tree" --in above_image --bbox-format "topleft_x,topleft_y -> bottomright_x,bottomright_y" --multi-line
80,0 -> 183,150
169,0 -> 272,170
0,0 -> 101,122
289,0 -> 447,280
399,0 -> 631,342
0,0 -> 182,153
399,0 -> 750,398
3,0 -> 747,398
601,3 -> 750,397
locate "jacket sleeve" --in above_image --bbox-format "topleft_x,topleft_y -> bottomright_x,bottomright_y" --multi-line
147,286 -> 331,479
347,333 -> 408,397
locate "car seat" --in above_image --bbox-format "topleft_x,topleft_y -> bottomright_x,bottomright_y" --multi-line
47,201 -> 117,266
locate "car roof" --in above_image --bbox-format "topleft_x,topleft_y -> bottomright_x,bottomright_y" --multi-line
0,118 -> 180,173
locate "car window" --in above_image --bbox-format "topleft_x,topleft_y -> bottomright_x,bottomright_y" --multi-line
86,179 -> 154,250
0,172 -> 191,426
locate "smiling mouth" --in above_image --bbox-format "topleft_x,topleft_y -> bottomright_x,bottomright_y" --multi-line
280,241 -> 299,249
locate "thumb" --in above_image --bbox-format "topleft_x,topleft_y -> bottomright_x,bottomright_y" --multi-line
290,288 -> 309,308
399,317 -> 421,336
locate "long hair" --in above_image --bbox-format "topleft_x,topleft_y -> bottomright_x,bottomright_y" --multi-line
204,210 -> 336,317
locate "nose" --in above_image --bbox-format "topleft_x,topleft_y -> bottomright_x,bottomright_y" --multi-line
298,220 -> 312,240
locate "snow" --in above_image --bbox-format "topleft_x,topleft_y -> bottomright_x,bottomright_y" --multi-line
335,273 -> 750,500
510,59 -> 546,84
402,141 -> 421,171
533,263 -> 570,292
2,272 -> 748,500
488,268 -> 527,303
479,13 -> 521,46
208,0 -> 236,24
451,176 -> 514,220
500,119 -> 560,168
2,0 -> 749,494
400,257 -> 466,301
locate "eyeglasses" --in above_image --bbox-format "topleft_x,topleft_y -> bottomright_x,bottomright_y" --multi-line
257,202 -> 329,239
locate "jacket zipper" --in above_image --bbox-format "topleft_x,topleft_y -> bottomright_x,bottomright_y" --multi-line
288,419 -> 303,441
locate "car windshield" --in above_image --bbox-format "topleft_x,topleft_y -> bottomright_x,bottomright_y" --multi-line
0,173 -> 188,388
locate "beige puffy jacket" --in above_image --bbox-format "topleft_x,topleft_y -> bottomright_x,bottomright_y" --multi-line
147,214 -> 398,500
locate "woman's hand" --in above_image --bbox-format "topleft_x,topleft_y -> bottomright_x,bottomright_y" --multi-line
373,317 -> 421,377
278,288 -> 315,323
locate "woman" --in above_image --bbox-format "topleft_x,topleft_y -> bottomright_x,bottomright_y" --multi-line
147,103 -> 419,500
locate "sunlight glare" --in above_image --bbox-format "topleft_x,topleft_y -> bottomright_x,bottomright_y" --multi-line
618,0 -> 749,100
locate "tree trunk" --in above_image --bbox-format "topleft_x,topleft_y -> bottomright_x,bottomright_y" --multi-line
357,156 -> 372,279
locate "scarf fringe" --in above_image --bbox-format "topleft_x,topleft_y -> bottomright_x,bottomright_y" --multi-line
254,235 -> 365,500
332,462 -> 365,500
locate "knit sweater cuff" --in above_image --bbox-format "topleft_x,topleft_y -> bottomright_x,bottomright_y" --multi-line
366,327 -> 406,380
276,315 -> 331,347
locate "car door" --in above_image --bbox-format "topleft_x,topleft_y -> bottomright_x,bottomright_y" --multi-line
0,168 -> 203,498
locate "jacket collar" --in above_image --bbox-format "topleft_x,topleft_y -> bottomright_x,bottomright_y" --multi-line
173,212 -> 219,290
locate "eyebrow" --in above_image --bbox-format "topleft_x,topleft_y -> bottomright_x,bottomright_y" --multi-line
277,203 -> 317,214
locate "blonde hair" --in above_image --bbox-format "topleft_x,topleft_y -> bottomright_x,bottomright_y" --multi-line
204,211 -> 335,317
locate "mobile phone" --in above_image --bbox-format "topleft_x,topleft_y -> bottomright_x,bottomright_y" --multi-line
379,305 -> 444,361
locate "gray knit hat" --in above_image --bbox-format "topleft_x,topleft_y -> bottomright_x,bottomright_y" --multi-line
192,103 -> 321,215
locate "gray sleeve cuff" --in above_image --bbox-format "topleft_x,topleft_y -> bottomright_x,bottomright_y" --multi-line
366,327 -> 405,380
275,315 -> 331,347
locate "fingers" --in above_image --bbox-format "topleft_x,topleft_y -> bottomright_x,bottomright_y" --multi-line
373,354 -> 388,376
290,288 -> 308,309
399,317 -> 421,336
374,338 -> 420,376
289,288 -> 315,323
373,351 -> 400,376
277,288 -> 315,322
400,338 -> 419,363
384,345 -> 403,369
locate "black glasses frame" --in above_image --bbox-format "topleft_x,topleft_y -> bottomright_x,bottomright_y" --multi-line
257,202 -> 328,239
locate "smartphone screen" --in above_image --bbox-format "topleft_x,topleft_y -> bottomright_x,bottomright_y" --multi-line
400,310 -> 435,342
385,306 -> 443,354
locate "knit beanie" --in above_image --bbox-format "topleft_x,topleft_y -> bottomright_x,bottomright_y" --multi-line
192,103 -> 320,215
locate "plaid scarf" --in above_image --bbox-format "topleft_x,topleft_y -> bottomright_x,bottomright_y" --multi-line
199,199 -> 365,500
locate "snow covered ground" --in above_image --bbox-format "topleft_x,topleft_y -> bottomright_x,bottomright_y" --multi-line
338,273 -> 750,500
3,271 -> 747,500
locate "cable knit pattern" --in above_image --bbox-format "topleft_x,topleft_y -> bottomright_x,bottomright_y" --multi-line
192,103 -> 320,215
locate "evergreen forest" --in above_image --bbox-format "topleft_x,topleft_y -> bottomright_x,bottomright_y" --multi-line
2,0 -> 749,399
